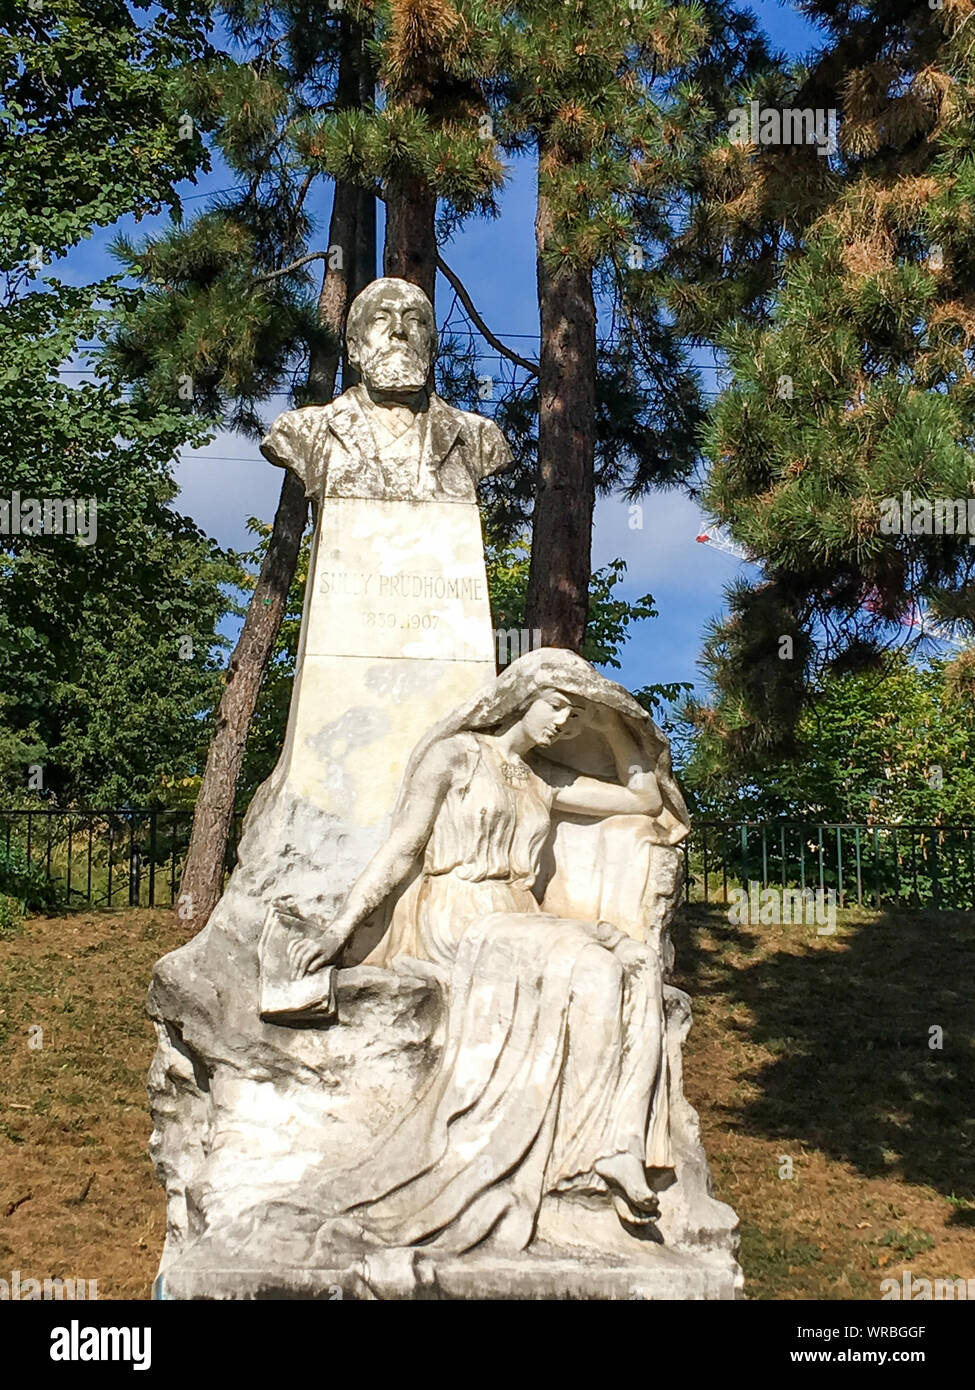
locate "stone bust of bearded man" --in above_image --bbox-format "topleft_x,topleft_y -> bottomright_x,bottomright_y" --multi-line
260,277 -> 512,504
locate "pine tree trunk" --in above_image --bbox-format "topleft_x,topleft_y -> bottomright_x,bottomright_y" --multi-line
383,178 -> 437,305
525,184 -> 596,652
355,32 -> 378,299
176,467 -> 309,930
176,175 -> 361,931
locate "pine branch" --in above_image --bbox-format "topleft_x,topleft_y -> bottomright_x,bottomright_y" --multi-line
288,168 -> 319,246
436,253 -> 538,375
255,251 -> 329,283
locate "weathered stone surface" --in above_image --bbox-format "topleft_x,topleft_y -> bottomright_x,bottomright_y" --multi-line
280,494 -> 500,814
149,785 -> 740,1297
148,277 -> 741,1300
157,1247 -> 738,1302
153,967 -> 740,1299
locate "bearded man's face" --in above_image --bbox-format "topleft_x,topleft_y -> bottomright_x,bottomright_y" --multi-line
353,293 -> 433,391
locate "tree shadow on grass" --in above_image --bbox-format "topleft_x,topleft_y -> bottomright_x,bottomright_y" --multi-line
673,906 -> 975,1215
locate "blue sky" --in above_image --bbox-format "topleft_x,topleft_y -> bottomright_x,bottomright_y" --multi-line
55,1 -> 824,708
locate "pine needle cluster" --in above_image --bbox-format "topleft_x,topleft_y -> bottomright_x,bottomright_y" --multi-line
681,0 -> 975,766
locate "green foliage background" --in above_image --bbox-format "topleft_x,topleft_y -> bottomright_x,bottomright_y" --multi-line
681,653 -> 975,824
0,0 -> 239,806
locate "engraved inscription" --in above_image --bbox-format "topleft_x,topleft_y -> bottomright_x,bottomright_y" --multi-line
365,612 -> 440,630
307,559 -> 493,662
319,570 -> 485,602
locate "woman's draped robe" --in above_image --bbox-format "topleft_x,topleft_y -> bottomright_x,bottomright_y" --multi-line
330,732 -> 675,1254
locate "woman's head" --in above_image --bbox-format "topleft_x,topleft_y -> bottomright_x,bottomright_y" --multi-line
474,651 -> 647,751
394,646 -> 685,827
497,687 -> 586,747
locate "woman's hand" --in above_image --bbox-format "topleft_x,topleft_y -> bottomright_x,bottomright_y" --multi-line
287,917 -> 353,976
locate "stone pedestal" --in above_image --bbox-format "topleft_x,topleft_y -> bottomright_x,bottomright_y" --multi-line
280,495 -> 497,818
149,493 -> 499,1272
157,1248 -> 737,1302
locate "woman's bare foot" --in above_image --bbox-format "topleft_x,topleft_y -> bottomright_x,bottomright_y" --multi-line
594,1153 -> 660,1218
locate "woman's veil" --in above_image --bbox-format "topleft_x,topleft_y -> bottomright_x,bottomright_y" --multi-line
389,646 -> 690,836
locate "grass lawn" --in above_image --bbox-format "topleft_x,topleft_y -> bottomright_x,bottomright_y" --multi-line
0,904 -> 973,1299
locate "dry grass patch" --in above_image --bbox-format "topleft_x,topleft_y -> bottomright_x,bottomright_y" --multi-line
0,910 -> 184,1299
673,904 -> 975,1299
1,903 -> 972,1299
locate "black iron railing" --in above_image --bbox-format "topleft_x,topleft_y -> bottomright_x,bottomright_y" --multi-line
1,809 -> 974,914
683,821 -> 975,911
0,808 -> 242,912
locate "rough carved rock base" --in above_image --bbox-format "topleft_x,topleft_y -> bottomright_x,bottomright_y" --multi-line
150,791 -> 741,1300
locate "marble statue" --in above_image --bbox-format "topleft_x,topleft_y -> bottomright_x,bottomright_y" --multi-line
147,277 -> 742,1300
260,276 -> 510,504
284,650 -> 689,1248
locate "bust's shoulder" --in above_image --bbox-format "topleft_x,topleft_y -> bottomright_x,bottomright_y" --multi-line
265,390 -> 359,434
260,402 -> 340,494
431,397 -> 512,480
279,398 -> 347,431
260,402 -> 332,453
448,402 -> 505,442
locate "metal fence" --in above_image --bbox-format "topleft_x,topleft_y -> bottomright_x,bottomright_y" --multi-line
0,808 -> 242,912
684,821 -> 975,911
2,809 -> 975,914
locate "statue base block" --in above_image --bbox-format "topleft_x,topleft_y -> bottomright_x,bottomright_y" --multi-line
155,1245 -> 740,1301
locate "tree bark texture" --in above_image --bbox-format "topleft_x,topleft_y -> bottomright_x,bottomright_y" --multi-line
525,184 -> 596,652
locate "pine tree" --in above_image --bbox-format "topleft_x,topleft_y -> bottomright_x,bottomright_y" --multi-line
679,1 -> 975,769
111,4 -> 376,927
493,0 -> 767,649
304,0 -> 764,661
311,0 -> 505,302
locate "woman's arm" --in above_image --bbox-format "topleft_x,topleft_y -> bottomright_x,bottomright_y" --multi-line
288,738 -> 463,972
548,709 -> 664,819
